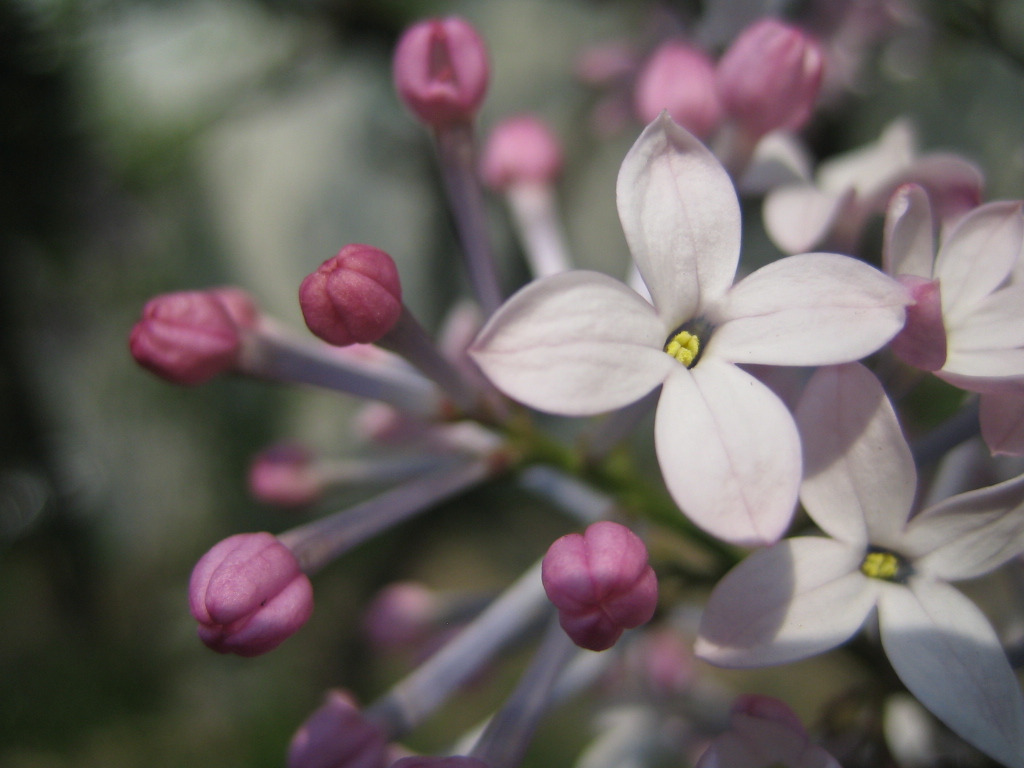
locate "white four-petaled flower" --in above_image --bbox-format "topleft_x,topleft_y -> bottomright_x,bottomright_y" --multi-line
470,113 -> 910,545
697,362 -> 1024,768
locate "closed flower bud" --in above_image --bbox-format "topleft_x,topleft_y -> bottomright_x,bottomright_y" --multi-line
299,245 -> 403,347
480,115 -> 563,190
189,532 -> 314,657
541,521 -> 657,651
129,289 -> 243,385
393,17 -> 489,129
249,444 -> 324,507
715,19 -> 824,138
288,690 -> 389,768
391,759 -> 489,768
633,42 -> 722,139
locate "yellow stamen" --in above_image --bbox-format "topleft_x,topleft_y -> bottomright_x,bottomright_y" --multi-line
665,330 -> 701,367
860,551 -> 901,581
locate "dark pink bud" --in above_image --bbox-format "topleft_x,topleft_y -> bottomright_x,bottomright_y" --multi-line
209,286 -> 262,330
249,444 -> 323,507
390,758 -> 489,768
633,42 -> 722,139
480,115 -> 563,190
129,290 -> 243,385
189,532 -> 313,657
393,17 -> 489,129
299,245 -> 403,347
541,521 -> 658,652
288,690 -> 389,768
362,582 -> 438,648
715,19 -> 824,138
890,275 -> 947,371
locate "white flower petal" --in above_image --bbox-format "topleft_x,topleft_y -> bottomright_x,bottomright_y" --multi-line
903,472 -> 1024,580
817,119 -> 916,197
696,537 -> 876,668
762,185 -> 850,255
949,284 -> 1024,351
708,254 -> 910,366
655,360 -> 800,546
795,364 -> 916,547
879,580 -> 1024,768
936,201 -> 1024,326
883,183 -> 935,279
470,271 -> 673,416
616,113 -> 740,325
942,347 -> 1024,379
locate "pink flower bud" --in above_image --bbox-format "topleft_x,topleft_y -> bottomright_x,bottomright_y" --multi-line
129,290 -> 243,385
209,286 -> 261,330
249,444 -> 324,507
393,17 -> 489,129
715,19 -> 824,138
390,758 -> 489,768
288,690 -> 389,768
480,115 -> 563,190
889,275 -> 947,371
362,582 -> 439,648
633,42 -> 722,139
189,532 -> 313,657
541,521 -> 658,651
299,245 -> 403,347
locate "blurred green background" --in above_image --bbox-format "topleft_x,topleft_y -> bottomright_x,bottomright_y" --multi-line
1,0 -> 1022,766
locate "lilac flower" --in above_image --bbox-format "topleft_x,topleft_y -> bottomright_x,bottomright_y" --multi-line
697,362 -> 1024,768
470,113 -> 909,545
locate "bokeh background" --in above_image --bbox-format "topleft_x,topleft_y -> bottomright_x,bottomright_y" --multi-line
2,1 -> 1023,766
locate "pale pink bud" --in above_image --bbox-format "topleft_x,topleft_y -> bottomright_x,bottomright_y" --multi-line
715,19 -> 824,138
249,444 -> 324,507
390,758 -> 489,768
480,115 -> 563,190
633,42 -> 722,139
129,290 -> 242,385
362,582 -> 438,648
393,17 -> 489,129
288,690 -> 389,768
189,532 -> 314,657
299,245 -> 403,347
541,521 -> 658,651
889,275 -> 947,371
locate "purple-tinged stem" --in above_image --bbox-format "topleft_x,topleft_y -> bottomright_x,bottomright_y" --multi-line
506,185 -> 573,278
435,123 -> 504,316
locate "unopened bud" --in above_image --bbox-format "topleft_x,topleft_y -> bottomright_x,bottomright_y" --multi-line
541,521 -> 658,651
393,17 -> 489,129
189,532 -> 314,656
299,245 -> 403,347
391,758 -> 489,768
288,690 -> 389,768
362,582 -> 439,649
129,290 -> 244,385
480,115 -> 563,191
249,444 -> 324,507
634,42 -> 721,139
715,19 -> 824,138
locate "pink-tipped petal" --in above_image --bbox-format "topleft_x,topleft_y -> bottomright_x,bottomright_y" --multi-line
616,113 -> 741,325
655,361 -> 800,547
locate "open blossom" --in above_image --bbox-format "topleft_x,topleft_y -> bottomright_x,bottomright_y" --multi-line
697,363 -> 1024,768
471,113 -> 909,545
764,119 -> 983,254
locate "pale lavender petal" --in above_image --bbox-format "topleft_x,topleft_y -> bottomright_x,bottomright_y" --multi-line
949,284 -> 1024,350
903,472 -> 1024,579
816,119 -> 915,196
707,254 -> 910,366
936,201 -> 1024,326
879,580 -> 1024,768
655,360 -> 800,546
883,183 -> 935,279
470,271 -> 673,416
616,113 -> 740,325
889,153 -> 985,224
942,347 -> 1024,379
762,185 -> 851,255
696,537 -> 876,667
981,385 -> 1024,456
795,364 -> 916,547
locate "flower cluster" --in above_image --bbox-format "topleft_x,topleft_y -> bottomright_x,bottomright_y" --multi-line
129,6 -> 1024,768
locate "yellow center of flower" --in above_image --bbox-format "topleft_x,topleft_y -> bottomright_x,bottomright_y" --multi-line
665,330 -> 701,367
860,549 -> 908,582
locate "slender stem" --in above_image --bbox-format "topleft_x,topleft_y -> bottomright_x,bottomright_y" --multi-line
239,325 -> 444,419
506,184 -> 573,278
435,122 -> 504,316
469,618 -> 579,768
278,456 -> 499,575
365,559 -> 550,738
